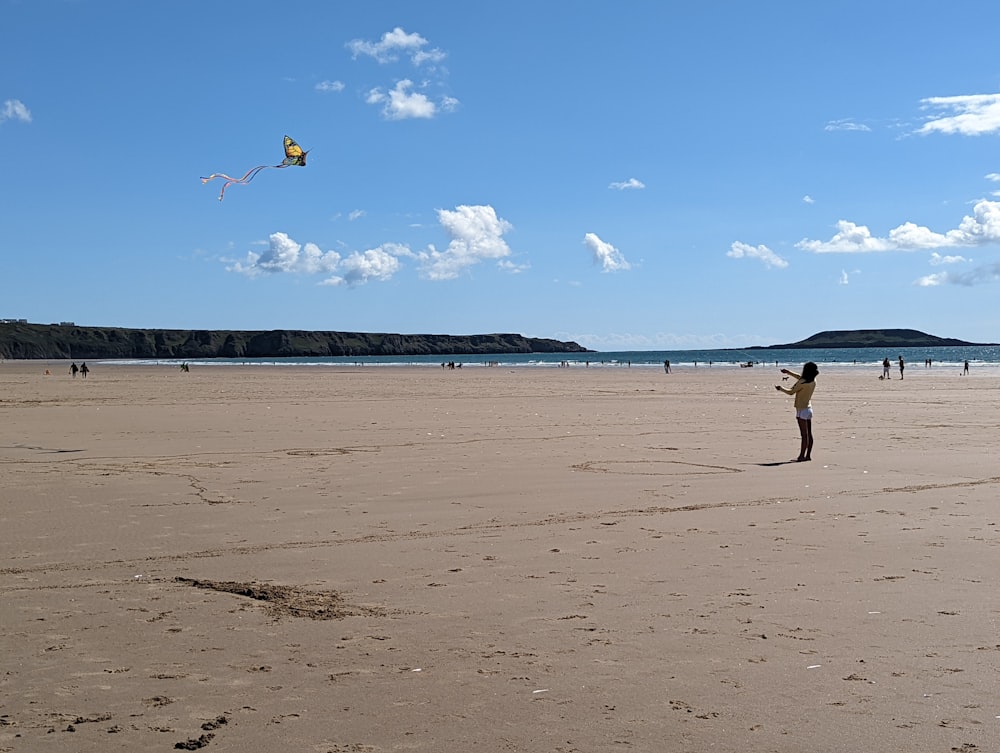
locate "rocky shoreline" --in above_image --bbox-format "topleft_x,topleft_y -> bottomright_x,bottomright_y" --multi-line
0,322 -> 591,360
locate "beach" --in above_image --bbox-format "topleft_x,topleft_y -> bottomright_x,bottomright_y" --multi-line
2,361 -> 998,752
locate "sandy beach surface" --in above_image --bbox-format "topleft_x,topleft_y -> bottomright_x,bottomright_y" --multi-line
2,361 -> 998,752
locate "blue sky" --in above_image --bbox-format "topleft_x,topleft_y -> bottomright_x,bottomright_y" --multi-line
3,1 -> 1000,350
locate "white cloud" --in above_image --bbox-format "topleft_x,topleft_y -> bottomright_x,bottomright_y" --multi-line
915,273 -> 945,287
336,245 -> 403,286
413,48 -> 447,67
416,205 -> 514,280
929,252 -> 968,265
583,233 -> 631,272
838,270 -> 849,285
497,259 -> 529,274
349,28 -> 456,120
824,119 -> 871,132
798,200 -> 1000,253
727,241 -> 789,269
802,195 -> 815,204
609,178 -> 645,191
228,232 -> 341,277
366,79 -> 437,120
315,80 -> 345,93
1,99 -> 31,124
347,27 -> 443,66
231,234 -> 408,288
917,94 -> 1000,136
916,262 -> 1000,287
348,209 -> 366,221
985,173 -> 1000,182
228,206 -> 514,285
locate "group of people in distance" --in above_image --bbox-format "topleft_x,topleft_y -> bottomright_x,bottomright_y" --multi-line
69,362 -> 89,378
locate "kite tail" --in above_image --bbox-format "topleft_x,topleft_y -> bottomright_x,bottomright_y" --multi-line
200,164 -> 279,201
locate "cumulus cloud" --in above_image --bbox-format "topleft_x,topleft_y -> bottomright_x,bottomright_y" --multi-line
329,245 -> 404,286
917,93 -> 1000,136
315,80 -> 345,93
583,233 -> 631,272
348,28 -> 457,120
916,262 -> 1000,287
798,200 -> 1000,253
228,206 -> 514,285
416,205 -> 514,280
347,27 -> 444,66
230,233 -> 408,287
609,178 -> 645,190
1,99 -> 31,124
727,241 -> 789,269
802,195 -> 815,204
929,252 -> 968,265
366,79 -> 438,120
228,232 -> 341,278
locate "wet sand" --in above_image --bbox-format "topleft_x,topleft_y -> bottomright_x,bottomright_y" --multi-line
2,361 -> 999,752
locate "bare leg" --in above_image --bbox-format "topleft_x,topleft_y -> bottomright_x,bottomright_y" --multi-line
798,417 -> 813,460
796,417 -> 813,461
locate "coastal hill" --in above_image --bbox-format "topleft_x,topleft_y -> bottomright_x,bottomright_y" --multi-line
753,328 -> 994,350
0,322 -> 591,360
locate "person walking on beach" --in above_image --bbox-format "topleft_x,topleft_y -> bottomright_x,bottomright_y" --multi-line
70,362 -> 79,378
663,359 -> 671,374
80,362 -> 89,378
898,356 -> 905,380
963,360 -> 970,375
775,361 -> 818,462
882,357 -> 890,379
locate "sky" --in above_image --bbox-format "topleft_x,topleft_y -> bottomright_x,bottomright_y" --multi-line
3,0 -> 1000,351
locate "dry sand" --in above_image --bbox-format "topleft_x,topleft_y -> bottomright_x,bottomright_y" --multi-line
1,361 -> 998,752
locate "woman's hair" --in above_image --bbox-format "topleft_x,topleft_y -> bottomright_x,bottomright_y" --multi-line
801,361 -> 819,383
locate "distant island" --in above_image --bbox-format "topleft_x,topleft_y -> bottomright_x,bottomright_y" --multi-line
0,322 -> 592,360
750,329 -> 996,350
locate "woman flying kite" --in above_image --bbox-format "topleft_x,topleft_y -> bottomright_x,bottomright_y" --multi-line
201,135 -> 309,201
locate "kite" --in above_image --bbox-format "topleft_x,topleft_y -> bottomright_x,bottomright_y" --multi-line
201,135 -> 309,201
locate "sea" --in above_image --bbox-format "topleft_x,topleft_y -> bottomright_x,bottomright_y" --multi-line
102,344 -> 1000,372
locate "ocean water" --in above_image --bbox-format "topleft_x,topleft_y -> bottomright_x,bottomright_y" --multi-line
103,345 -> 1000,371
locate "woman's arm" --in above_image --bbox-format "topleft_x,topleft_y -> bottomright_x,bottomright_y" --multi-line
776,379 -> 803,396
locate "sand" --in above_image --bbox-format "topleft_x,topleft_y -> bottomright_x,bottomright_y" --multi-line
1,361 -> 998,752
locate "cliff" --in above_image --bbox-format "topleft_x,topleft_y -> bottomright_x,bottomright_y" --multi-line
0,323 -> 591,360
753,329 -> 994,349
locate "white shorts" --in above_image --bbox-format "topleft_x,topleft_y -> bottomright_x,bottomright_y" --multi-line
796,407 -> 813,420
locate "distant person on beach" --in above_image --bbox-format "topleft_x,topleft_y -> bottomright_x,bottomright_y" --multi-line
775,361 -> 818,462
80,362 -> 89,378
882,357 -> 890,379
663,360 -> 671,374
963,360 -> 970,375
70,362 -> 79,378
898,356 -> 905,380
